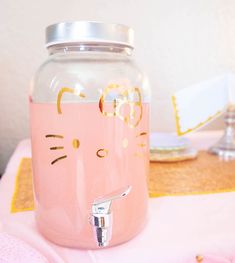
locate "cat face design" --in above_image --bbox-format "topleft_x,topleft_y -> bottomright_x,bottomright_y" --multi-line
45,84 -> 147,165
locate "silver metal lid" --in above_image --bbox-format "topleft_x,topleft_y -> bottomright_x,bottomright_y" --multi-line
45,21 -> 134,48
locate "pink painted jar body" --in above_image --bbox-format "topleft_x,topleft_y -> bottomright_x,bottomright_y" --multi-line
29,21 -> 150,249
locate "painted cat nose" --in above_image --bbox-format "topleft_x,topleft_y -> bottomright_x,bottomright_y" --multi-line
72,139 -> 80,149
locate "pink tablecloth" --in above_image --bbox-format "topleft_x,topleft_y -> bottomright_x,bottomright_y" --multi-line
1,131 -> 235,263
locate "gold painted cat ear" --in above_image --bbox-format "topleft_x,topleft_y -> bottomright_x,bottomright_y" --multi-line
57,87 -> 86,114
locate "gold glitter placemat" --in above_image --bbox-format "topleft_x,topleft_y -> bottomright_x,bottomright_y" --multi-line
149,151 -> 235,197
10,153 -> 235,213
11,158 -> 34,213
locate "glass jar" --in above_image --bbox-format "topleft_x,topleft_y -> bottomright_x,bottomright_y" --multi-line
30,21 -> 150,249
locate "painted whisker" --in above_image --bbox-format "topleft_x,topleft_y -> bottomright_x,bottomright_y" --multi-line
50,146 -> 64,150
45,134 -> 64,138
51,155 -> 67,165
137,143 -> 146,147
136,132 -> 147,137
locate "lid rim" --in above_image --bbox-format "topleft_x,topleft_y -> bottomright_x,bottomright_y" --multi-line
45,21 -> 134,49
45,40 -> 134,49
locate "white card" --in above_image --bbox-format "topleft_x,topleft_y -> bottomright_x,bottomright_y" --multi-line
172,74 -> 230,135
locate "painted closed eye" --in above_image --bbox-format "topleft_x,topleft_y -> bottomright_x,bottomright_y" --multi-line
45,134 -> 80,165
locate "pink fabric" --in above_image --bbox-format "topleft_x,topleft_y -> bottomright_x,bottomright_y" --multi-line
1,131 -> 235,263
0,233 -> 48,263
189,254 -> 235,262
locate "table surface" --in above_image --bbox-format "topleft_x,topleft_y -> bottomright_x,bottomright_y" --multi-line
1,131 -> 235,263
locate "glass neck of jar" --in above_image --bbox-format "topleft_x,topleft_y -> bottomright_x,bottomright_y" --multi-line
47,43 -> 133,56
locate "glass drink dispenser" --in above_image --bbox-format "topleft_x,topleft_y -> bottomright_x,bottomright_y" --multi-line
30,21 -> 150,249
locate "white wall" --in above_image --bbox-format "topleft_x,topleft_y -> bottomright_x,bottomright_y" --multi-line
0,0 -> 234,173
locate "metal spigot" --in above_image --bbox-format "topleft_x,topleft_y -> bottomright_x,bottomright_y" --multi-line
90,185 -> 132,248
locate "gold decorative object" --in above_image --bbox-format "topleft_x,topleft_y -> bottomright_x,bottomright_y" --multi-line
149,151 -> 235,197
11,152 -> 235,213
196,255 -> 204,263
11,158 -> 34,213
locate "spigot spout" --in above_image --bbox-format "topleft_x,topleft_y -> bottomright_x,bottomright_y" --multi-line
90,185 -> 131,248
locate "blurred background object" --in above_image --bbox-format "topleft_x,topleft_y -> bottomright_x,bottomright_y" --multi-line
150,133 -> 198,162
1,0 -> 235,173
209,104 -> 235,159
